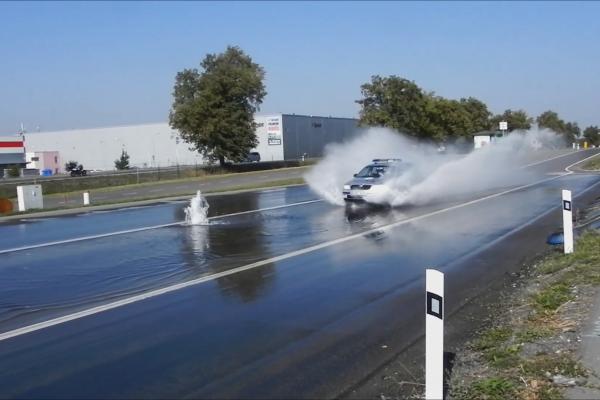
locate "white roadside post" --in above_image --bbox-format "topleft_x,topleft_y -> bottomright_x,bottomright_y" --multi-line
562,190 -> 573,254
83,192 -> 90,206
426,269 -> 444,400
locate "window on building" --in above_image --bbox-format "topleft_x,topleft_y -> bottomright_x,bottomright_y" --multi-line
31,157 -> 39,161
54,156 -> 58,163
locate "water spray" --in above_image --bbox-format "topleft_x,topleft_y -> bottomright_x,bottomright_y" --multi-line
305,127 -> 565,207
185,190 -> 210,225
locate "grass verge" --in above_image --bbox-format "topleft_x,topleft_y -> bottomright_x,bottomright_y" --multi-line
582,155 -> 600,171
451,231 -> 600,400
0,177 -> 306,218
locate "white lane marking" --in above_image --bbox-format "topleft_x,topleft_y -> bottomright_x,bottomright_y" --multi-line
0,222 -> 182,255
0,173 -> 572,342
565,152 -> 600,172
521,150 -> 583,168
210,199 -> 321,220
0,199 -> 323,255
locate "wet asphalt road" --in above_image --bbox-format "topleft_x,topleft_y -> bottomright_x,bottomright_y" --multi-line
30,167 -> 309,210
0,150 -> 598,398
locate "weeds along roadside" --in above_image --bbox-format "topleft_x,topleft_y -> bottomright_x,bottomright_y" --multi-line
450,230 -> 600,400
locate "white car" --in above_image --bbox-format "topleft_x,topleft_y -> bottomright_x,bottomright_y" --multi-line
342,159 -> 409,203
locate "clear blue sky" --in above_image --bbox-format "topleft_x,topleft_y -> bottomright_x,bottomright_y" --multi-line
1,1 -> 599,133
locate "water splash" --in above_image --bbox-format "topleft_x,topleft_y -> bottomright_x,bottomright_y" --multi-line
305,127 -> 564,207
184,190 -> 210,225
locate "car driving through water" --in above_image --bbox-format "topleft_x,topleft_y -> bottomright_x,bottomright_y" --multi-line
342,159 -> 410,203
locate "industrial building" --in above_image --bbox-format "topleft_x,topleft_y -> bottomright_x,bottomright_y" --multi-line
0,136 -> 26,177
24,114 -> 361,171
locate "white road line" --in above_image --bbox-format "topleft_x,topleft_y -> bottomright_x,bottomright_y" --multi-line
0,222 -> 182,255
210,199 -> 321,220
565,152 -> 600,172
521,150 -> 588,168
0,199 -> 323,255
0,173 -> 571,342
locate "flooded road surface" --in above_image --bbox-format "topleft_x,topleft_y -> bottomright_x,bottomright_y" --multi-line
0,150 -> 598,398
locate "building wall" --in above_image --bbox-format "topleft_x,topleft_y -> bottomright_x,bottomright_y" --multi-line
253,115 -> 284,162
281,115 -> 362,160
0,136 -> 26,168
26,151 -> 61,175
25,123 -> 204,171
23,114 -> 362,169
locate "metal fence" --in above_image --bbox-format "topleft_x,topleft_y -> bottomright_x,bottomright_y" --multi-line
0,160 -> 310,198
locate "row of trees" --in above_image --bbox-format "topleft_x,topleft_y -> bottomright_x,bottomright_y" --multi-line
357,75 -> 598,145
168,47 -> 599,165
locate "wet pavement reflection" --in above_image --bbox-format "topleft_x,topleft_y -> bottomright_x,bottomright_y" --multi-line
0,171 -> 598,398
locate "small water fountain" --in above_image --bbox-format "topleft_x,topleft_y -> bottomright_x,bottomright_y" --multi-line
184,190 -> 210,225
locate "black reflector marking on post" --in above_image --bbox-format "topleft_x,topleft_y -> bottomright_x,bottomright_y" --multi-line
427,291 -> 443,320
563,200 -> 571,211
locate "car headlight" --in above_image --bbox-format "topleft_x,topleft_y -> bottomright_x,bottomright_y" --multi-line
343,185 -> 350,190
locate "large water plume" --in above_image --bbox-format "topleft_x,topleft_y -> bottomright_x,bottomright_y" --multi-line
304,127 -> 565,207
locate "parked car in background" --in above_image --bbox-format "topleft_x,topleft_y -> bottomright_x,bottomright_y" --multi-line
243,152 -> 261,163
69,165 -> 87,177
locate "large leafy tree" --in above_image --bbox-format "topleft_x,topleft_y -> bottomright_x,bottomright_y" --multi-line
169,46 -> 266,166
424,97 -> 473,141
536,110 -> 577,143
356,75 -> 493,141
356,75 -> 428,137
490,109 -> 533,132
564,122 -> 581,141
536,110 -> 564,132
583,125 -> 599,146
459,97 -> 492,133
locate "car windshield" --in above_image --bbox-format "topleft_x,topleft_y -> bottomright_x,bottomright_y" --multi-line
355,165 -> 388,178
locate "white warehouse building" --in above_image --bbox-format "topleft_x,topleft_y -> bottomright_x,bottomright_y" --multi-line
25,114 -> 360,171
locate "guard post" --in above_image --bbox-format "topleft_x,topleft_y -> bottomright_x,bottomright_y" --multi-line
562,190 -> 573,254
426,268 -> 444,399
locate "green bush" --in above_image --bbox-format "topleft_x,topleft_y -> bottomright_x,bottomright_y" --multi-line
6,165 -> 20,178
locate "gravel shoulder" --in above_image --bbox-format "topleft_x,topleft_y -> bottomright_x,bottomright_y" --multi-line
449,200 -> 600,400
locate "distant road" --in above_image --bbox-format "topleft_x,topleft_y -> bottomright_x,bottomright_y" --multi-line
12,166 -> 309,211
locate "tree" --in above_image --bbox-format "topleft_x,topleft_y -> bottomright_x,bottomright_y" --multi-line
536,110 -> 566,133
7,165 -> 20,178
114,149 -> 130,170
459,97 -> 493,133
356,75 -> 428,137
490,109 -> 533,132
536,111 -> 576,143
424,97 -> 473,141
583,125 -> 599,146
356,75 -> 495,141
564,122 -> 581,142
169,46 -> 267,166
